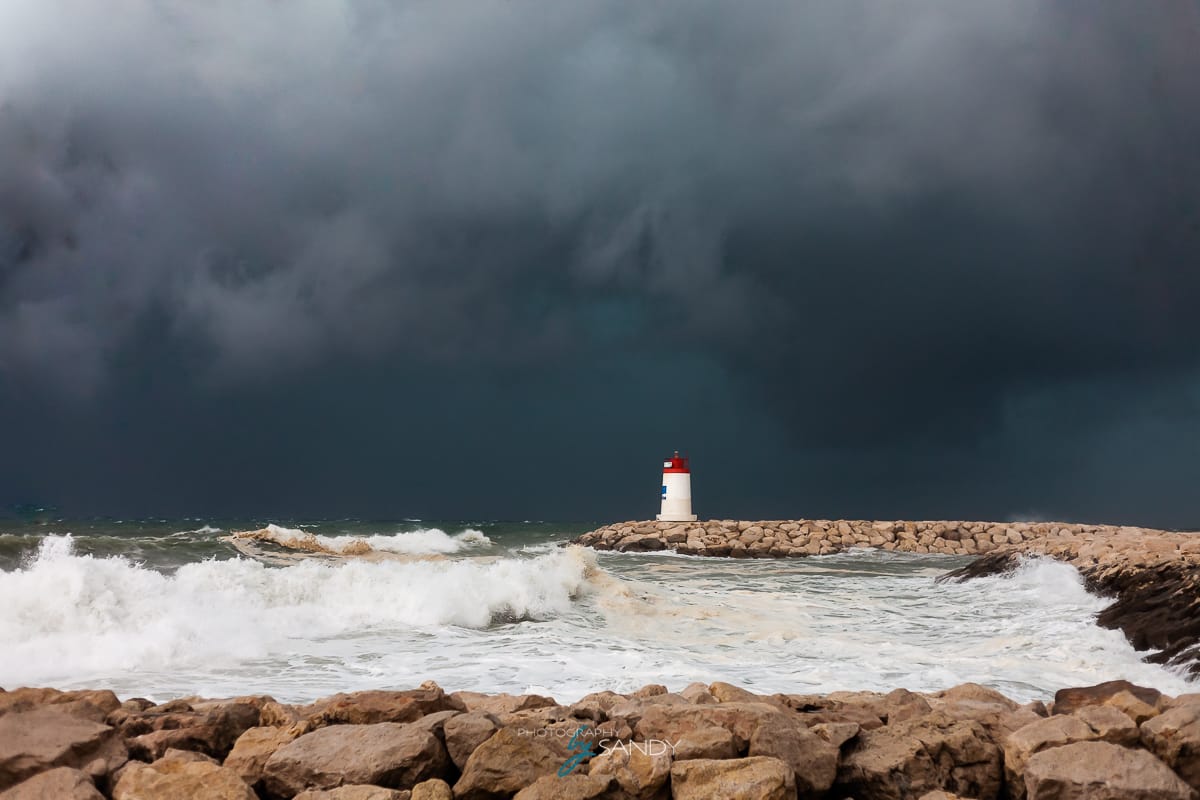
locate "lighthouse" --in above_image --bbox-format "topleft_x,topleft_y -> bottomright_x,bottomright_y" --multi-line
657,451 -> 697,522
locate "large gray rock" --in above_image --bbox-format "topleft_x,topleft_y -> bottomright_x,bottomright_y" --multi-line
1023,740 -> 1194,800
262,722 -> 449,797
670,756 -> 797,800
0,767 -> 104,800
0,708 -> 128,791
1141,705 -> 1200,792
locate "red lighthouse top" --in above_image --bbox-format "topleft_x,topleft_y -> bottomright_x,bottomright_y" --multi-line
663,451 -> 690,474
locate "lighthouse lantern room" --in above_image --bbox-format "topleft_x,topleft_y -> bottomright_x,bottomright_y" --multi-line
657,451 -> 697,522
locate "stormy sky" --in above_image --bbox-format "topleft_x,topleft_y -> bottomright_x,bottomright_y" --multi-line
1,1 -> 1199,525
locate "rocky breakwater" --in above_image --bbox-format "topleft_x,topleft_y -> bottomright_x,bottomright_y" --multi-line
571,519 -> 1200,676
570,518 -> 1193,560
940,527 -> 1200,678
2,680 -> 1200,799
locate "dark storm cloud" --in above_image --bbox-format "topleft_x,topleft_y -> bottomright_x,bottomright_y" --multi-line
1,1 -> 1198,523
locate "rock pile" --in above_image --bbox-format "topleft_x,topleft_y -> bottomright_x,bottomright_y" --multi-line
569,519 -> 1198,561
571,519 -> 1200,676
2,680 -> 1198,799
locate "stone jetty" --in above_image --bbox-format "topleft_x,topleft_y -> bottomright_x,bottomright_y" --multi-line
571,519 -> 1200,677
2,680 -> 1199,799
569,518 -> 1196,560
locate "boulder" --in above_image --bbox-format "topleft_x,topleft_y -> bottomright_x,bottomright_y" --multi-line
1023,740 -> 1194,800
408,710 -> 460,739
262,722 -> 449,797
881,688 -> 934,723
836,713 -> 1001,800
223,725 -> 297,790
158,748 -> 218,765
111,756 -> 256,800
1141,704 -> 1200,792
513,773 -> 616,799
748,714 -> 839,794
811,721 -> 860,749
1074,704 -> 1139,746
410,778 -> 453,800
0,708 -> 128,791
709,683 -> 768,704
670,756 -> 797,800
588,744 -> 670,799
1003,714 -> 1096,798
451,693 -> 557,715
0,767 -> 104,800
1171,695 -> 1200,709
635,702 -> 783,751
113,700 -> 261,761
679,684 -> 716,705
570,692 -> 627,721
918,793 -> 975,800
934,684 -> 1019,712
0,689 -> 120,724
673,727 -> 738,760
452,727 -> 562,800
263,685 -> 463,734
442,712 -> 499,770
496,714 -> 600,759
1052,681 -> 1163,719
293,787 -> 411,800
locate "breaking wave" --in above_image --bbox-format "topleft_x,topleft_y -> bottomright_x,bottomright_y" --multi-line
231,523 -> 492,556
0,535 -> 594,689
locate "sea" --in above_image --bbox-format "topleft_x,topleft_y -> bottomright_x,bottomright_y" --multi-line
0,518 -> 1194,704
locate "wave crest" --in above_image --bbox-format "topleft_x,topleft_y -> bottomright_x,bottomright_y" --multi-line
231,523 -> 492,557
0,535 -> 597,687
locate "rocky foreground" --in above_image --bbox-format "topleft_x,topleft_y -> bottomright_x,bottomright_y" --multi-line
2,680 -> 1200,799
571,520 -> 1200,676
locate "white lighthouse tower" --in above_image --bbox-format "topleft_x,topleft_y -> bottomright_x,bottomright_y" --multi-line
657,451 -> 697,522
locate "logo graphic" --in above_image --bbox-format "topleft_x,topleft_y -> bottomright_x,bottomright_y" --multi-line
558,725 -> 596,777
554,725 -> 679,777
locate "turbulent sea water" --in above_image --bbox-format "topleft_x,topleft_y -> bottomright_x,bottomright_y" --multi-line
0,518 -> 1194,704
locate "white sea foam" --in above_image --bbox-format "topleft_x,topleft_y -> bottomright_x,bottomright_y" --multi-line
0,536 -> 1193,704
242,523 -> 492,556
0,535 -> 592,695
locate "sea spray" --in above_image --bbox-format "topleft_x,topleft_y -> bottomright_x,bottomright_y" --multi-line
0,534 -> 595,691
233,523 -> 493,556
0,525 -> 1193,704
